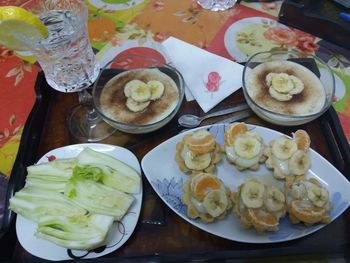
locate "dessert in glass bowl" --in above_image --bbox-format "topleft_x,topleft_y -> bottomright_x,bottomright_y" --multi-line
242,50 -> 335,126
93,54 -> 185,134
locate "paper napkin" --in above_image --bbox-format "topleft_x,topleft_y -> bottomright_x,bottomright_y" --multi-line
162,37 -> 244,112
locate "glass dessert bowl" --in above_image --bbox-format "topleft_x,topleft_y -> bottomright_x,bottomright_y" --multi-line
242,50 -> 335,126
92,54 -> 185,134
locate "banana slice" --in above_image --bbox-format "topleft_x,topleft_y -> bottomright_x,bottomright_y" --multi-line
270,73 -> 294,93
203,189 -> 228,217
290,182 -> 307,200
307,185 -> 329,207
234,135 -> 261,159
124,80 -> 145,98
272,137 -> 298,160
289,76 -> 304,95
148,80 -> 165,100
126,98 -> 150,112
289,150 -> 311,175
184,151 -> 211,171
264,186 -> 285,212
130,82 -> 151,102
240,180 -> 265,208
269,87 -> 293,102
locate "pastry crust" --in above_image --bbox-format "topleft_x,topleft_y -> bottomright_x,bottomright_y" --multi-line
181,173 -> 232,223
175,131 -> 222,174
231,179 -> 286,233
285,176 -> 332,226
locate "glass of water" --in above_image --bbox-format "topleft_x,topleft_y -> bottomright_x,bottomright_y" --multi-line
197,0 -> 237,11
20,0 -> 115,141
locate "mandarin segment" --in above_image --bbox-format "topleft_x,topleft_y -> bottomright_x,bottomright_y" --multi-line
191,173 -> 221,201
224,122 -> 248,146
186,130 -> 216,154
293,130 -> 311,152
247,208 -> 279,232
290,200 -> 326,224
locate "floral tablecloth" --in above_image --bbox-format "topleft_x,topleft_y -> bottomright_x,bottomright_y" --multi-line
1,0 -> 350,178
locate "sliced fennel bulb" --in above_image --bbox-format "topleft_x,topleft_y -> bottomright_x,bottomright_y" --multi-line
36,214 -> 114,250
77,148 -> 141,193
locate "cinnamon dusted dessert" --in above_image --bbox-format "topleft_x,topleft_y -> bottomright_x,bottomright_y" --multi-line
100,68 -> 179,125
246,60 -> 325,116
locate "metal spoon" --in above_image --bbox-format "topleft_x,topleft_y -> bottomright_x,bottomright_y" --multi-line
178,103 -> 249,128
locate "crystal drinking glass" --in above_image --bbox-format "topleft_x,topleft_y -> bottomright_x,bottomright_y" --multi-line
19,0 -> 115,141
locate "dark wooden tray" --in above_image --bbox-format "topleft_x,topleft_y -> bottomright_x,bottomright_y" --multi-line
1,68 -> 350,261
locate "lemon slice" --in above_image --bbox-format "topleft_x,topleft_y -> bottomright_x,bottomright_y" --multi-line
0,6 -> 48,51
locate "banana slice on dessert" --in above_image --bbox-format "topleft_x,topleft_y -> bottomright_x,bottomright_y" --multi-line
271,137 -> 298,160
124,79 -> 166,112
269,73 -> 294,93
264,130 -> 311,179
203,189 -> 228,218
182,173 -> 232,223
148,80 -> 165,100
175,130 -> 221,173
130,82 -> 152,102
307,185 -> 329,208
126,98 -> 150,112
240,180 -> 265,208
184,151 -> 211,171
124,80 -> 145,98
224,123 -> 265,171
234,135 -> 262,159
264,186 -> 285,212
289,76 -> 304,95
266,72 -> 304,102
289,150 -> 311,175
232,179 -> 286,232
269,87 -> 293,102
285,177 -> 332,225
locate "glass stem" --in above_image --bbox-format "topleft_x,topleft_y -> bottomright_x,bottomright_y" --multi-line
78,89 -> 98,122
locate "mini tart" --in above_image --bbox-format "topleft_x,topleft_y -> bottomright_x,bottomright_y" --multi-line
264,129 -> 311,179
182,173 -> 232,223
224,122 -> 266,171
175,130 -> 222,174
285,176 -> 332,226
231,179 -> 286,233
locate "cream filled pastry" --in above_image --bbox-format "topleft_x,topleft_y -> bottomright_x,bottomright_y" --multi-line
231,179 -> 286,232
175,130 -> 221,173
264,130 -> 311,179
224,122 -> 266,171
285,176 -> 332,226
182,173 -> 232,223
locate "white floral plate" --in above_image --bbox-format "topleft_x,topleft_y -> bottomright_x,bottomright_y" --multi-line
224,17 -> 288,62
16,143 -> 142,261
141,124 -> 350,243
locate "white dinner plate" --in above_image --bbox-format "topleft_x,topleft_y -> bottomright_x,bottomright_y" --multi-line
16,143 -> 142,261
141,124 -> 350,243
224,17 -> 288,62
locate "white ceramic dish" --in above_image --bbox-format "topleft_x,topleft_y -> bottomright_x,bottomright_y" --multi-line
141,124 -> 350,243
16,143 -> 142,261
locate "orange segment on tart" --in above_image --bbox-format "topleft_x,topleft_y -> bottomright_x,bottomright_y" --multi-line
247,208 -> 279,232
293,129 -> 311,152
190,173 -> 221,201
224,122 -> 248,147
290,199 -> 326,224
185,130 -> 216,154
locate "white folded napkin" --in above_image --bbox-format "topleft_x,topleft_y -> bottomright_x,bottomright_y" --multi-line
162,37 -> 244,113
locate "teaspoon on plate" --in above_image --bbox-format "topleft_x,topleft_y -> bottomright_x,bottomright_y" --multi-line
178,103 -> 249,128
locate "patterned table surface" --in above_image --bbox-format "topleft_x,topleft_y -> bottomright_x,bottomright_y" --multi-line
1,0 -> 349,178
